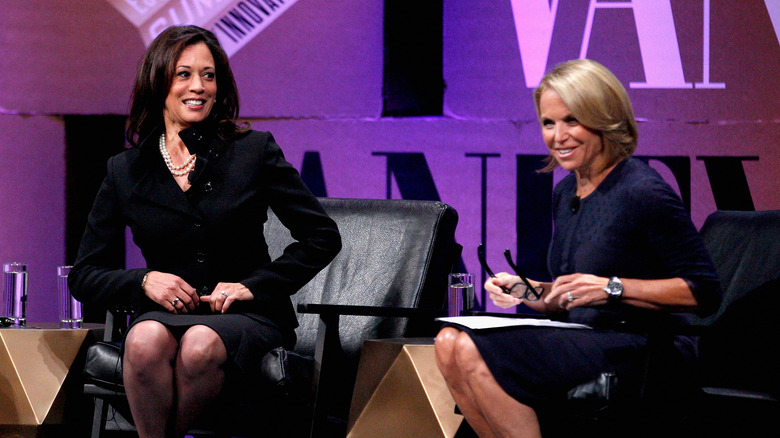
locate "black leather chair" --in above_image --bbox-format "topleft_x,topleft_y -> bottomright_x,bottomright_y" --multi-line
688,209 -> 780,437
82,197 -> 460,438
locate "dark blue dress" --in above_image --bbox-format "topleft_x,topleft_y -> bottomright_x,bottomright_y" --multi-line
459,158 -> 721,406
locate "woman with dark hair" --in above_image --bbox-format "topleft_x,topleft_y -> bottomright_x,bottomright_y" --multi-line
434,59 -> 721,437
70,25 -> 341,438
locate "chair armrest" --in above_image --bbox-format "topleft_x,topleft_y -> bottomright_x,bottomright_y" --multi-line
702,387 -> 778,402
297,303 -> 445,319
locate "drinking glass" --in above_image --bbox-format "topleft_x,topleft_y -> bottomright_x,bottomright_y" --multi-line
58,265 -> 82,328
3,262 -> 27,327
448,273 -> 475,317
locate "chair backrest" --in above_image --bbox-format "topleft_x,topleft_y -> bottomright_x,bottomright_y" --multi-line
699,209 -> 780,322
697,209 -> 780,394
263,198 -> 459,357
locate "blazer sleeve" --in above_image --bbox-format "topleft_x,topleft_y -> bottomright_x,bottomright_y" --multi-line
238,132 -> 342,306
68,155 -> 148,309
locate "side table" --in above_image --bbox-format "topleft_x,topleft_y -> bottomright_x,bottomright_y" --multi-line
347,338 -> 463,438
0,323 -> 103,437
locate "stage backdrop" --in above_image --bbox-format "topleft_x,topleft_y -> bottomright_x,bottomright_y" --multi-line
1,0 -> 778,322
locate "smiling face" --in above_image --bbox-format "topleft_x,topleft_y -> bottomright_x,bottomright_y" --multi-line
163,42 -> 216,132
538,89 -> 607,177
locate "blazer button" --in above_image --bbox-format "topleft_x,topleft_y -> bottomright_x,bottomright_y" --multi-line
203,182 -> 213,192
196,252 -> 206,263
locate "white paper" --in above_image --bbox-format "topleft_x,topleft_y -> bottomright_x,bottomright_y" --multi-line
437,316 -> 591,330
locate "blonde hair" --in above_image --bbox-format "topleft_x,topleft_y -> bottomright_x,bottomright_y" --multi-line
533,59 -> 638,172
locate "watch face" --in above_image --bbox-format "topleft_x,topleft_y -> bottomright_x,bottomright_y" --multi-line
606,278 -> 623,298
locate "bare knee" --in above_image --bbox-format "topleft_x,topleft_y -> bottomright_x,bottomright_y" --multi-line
435,327 -> 461,356
177,326 -> 227,379
435,327 -> 462,371
435,327 -> 486,379
124,321 -> 177,371
452,331 -> 488,377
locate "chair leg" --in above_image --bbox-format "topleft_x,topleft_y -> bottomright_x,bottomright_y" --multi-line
90,397 -> 109,438
309,313 -> 343,438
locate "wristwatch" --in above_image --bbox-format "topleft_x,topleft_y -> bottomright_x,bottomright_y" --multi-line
604,277 -> 623,302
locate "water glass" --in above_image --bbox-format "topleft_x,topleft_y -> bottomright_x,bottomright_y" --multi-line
58,265 -> 82,328
3,262 -> 27,327
448,273 -> 475,317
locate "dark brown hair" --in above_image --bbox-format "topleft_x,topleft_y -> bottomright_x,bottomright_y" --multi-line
126,25 -> 248,147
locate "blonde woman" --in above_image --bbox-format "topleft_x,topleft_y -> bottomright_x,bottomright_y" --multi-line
435,59 -> 720,437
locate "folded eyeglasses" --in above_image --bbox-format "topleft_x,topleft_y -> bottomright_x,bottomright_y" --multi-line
477,244 -> 544,301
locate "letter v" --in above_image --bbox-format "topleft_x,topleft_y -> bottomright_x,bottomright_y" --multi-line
510,0 -> 559,88
766,0 -> 780,47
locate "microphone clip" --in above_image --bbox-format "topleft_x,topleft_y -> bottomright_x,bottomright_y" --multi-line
570,196 -> 580,213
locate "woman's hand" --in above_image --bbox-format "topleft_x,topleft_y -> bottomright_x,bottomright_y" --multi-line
485,273 -> 525,309
546,273 -> 609,311
200,282 -> 254,313
142,271 -> 199,313
486,273 -> 551,313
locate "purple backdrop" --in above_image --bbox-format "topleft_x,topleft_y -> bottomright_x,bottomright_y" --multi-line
1,0 -> 778,322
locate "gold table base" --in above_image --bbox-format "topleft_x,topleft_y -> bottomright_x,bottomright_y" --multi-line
347,338 -> 463,438
0,323 -> 102,434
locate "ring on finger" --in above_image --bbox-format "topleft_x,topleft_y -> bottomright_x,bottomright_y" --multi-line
220,290 -> 229,298
567,291 -> 575,302
171,298 -> 181,307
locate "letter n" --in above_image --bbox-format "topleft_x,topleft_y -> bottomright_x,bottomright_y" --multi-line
372,152 -> 441,201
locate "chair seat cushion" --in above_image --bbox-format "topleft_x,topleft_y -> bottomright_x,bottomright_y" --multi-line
259,346 -> 314,401
83,341 -> 314,399
84,341 -> 124,392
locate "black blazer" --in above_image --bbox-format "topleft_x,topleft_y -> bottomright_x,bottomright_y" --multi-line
70,126 -> 342,335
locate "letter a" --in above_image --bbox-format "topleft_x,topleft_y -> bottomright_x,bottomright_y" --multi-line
510,0 -> 559,88
581,0 -> 692,89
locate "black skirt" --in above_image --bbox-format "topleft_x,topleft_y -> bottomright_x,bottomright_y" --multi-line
448,324 -> 654,406
130,311 -> 285,385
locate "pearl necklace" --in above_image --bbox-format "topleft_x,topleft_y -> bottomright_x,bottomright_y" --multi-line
159,134 -> 197,177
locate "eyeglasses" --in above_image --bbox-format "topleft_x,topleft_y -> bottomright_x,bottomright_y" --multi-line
477,244 -> 544,301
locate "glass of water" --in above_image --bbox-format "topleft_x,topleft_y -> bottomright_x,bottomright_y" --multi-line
3,262 -> 28,327
58,265 -> 82,328
448,273 -> 475,317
